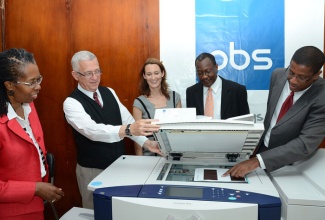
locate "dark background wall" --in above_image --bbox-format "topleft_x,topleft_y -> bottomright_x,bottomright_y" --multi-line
0,1 -> 323,219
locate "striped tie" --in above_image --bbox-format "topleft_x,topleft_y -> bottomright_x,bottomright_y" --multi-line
93,92 -> 103,108
204,87 -> 214,118
23,127 -> 46,167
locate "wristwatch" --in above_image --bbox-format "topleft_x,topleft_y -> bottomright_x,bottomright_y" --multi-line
125,124 -> 132,137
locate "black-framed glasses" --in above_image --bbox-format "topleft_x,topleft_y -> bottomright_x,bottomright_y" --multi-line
197,68 -> 214,77
287,66 -> 314,83
16,75 -> 43,88
76,69 -> 102,79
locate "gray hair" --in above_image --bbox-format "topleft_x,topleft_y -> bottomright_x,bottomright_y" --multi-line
71,51 -> 97,71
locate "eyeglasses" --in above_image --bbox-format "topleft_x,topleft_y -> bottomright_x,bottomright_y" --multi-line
76,69 -> 102,79
287,67 -> 314,83
15,75 -> 43,88
197,68 -> 214,77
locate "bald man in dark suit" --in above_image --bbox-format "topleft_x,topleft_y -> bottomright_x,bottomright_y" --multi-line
186,52 -> 249,119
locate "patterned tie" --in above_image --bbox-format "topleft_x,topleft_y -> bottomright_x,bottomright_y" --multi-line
277,91 -> 294,123
23,127 -> 46,168
204,87 -> 214,118
93,92 -> 103,108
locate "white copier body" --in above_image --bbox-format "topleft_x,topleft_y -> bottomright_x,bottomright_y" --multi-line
269,148 -> 325,220
89,118 -> 282,220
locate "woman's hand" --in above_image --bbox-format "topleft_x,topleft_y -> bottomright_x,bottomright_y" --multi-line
35,182 -> 64,203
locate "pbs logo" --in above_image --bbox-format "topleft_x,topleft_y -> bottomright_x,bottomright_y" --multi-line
211,42 -> 272,71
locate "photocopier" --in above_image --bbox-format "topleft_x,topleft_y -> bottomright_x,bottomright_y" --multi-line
269,148 -> 325,220
88,113 -> 283,220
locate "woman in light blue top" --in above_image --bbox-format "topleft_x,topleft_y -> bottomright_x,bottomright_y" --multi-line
133,58 -> 181,155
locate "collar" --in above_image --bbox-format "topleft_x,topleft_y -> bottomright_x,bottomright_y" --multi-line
77,84 -> 101,99
203,76 -> 222,93
7,103 -> 31,120
284,80 -> 312,99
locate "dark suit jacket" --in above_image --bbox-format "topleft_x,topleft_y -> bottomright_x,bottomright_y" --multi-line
186,76 -> 250,119
256,68 -> 325,172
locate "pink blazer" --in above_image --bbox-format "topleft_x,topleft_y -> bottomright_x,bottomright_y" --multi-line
0,102 -> 49,219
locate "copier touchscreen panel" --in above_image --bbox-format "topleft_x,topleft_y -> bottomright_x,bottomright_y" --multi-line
165,186 -> 203,198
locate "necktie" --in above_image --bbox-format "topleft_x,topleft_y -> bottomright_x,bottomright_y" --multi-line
204,87 -> 214,118
93,92 -> 103,108
23,127 -> 46,168
277,91 -> 294,123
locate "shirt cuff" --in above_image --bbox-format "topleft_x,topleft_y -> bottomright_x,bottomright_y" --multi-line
130,135 -> 147,147
256,154 -> 266,170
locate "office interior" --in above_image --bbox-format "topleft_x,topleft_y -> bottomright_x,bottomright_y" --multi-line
0,1 -> 324,219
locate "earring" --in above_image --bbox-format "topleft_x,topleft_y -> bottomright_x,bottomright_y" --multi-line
8,90 -> 14,96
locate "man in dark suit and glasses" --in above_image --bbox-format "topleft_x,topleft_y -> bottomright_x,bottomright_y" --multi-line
224,46 -> 325,178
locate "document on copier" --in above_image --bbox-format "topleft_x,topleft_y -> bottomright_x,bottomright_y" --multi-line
226,114 -> 255,123
154,108 -> 197,123
194,168 -> 247,183
154,108 -> 254,124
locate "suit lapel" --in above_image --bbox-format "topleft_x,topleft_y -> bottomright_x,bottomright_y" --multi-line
220,78 -> 231,117
275,76 -> 321,126
268,74 -> 287,121
262,70 -> 287,131
5,114 -> 35,145
275,77 -> 322,126
195,83 -> 204,115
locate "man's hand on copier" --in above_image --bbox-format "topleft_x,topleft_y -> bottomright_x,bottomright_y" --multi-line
143,140 -> 164,156
222,157 -> 260,178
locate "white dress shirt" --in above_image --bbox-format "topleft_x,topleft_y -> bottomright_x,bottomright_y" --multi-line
203,76 -> 222,119
63,84 -> 147,147
7,103 -> 46,177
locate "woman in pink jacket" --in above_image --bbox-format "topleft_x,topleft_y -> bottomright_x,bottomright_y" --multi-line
0,48 -> 64,220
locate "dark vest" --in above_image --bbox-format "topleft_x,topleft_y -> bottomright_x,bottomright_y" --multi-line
69,86 -> 125,169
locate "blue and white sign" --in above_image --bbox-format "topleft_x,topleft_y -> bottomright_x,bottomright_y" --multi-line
160,0 -> 324,122
196,0 -> 284,90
